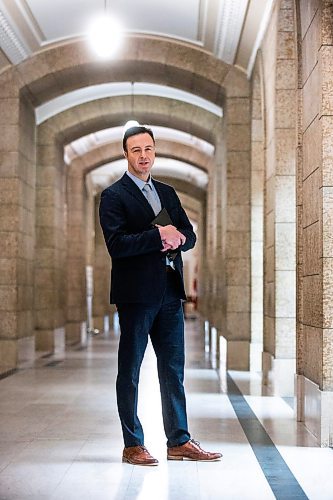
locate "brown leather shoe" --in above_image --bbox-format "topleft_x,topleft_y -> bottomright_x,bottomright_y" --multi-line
167,439 -> 222,461
122,445 -> 159,466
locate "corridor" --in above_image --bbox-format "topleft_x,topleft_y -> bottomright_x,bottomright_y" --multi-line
0,318 -> 332,500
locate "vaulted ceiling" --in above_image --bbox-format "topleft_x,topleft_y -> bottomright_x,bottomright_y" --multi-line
0,0 -> 273,76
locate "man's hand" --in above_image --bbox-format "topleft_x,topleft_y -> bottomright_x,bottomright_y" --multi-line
157,224 -> 186,251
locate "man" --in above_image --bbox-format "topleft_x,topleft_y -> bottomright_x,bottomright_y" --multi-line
99,125 -> 222,465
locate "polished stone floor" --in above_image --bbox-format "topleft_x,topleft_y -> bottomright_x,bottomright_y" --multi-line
0,317 -> 332,499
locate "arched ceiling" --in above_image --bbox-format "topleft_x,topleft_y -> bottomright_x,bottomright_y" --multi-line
0,0 -> 274,77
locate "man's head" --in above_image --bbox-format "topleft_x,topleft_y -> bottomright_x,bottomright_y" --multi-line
123,125 -> 156,181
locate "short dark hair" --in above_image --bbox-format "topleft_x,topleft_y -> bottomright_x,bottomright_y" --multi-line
123,125 -> 155,152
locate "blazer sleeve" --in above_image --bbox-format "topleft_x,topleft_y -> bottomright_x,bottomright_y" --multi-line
173,192 -> 196,252
99,188 -> 163,259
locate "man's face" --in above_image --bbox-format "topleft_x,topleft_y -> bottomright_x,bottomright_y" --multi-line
124,133 -> 156,181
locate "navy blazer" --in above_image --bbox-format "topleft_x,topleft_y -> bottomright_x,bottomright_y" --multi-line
99,173 -> 196,304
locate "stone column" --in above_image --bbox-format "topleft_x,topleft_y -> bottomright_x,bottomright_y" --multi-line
93,194 -> 113,331
262,0 -> 297,395
250,67 -> 264,371
0,84 -> 36,374
224,85 -> 251,370
296,0 -> 333,446
35,127 -> 67,352
65,165 -> 87,344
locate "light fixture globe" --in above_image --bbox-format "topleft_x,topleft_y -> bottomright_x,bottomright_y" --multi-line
88,15 -> 124,58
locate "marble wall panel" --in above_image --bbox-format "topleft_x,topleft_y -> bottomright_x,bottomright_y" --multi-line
276,270 -> 296,318
227,285 -> 250,312
302,168 -> 321,228
227,312 -> 250,340
275,175 -> 296,223
302,117 -> 322,180
226,258 -> 250,286
275,128 -> 296,175
303,221 -> 322,275
301,9 -> 320,84
276,90 -> 296,128
322,1 -> 333,45
227,124 -> 251,152
320,46 -> 333,116
275,222 -> 296,271
303,274 -> 323,327
323,258 -> 333,329
323,328 -> 333,389
302,65 -> 320,131
227,178 -> 250,206
227,151 -> 250,178
225,231 -> 250,258
277,31 -> 296,60
303,324 -> 322,385
322,116 -> 333,186
323,186 -> 333,257
226,205 -> 250,232
275,317 -> 296,358
299,0 -> 320,39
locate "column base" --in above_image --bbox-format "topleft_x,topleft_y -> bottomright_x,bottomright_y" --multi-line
35,327 -> 65,354
224,338 -> 250,370
0,339 -> 18,375
296,374 -> 333,447
66,321 -> 87,346
17,336 -> 35,368
262,351 -> 295,396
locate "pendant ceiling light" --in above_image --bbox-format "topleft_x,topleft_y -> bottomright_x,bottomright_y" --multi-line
88,0 -> 124,58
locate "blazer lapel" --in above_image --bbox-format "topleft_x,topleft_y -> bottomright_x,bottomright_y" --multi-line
120,173 -> 155,218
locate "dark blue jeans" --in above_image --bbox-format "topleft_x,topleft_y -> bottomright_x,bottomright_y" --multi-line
116,272 -> 190,448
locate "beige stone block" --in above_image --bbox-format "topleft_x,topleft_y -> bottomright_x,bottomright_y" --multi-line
276,222 -> 296,271
303,169 -> 321,228
276,90 -> 296,128
0,311 -> 18,338
303,324 -> 322,384
225,231 -> 250,258
251,241 -> 263,277
227,124 -> 250,152
0,125 -> 20,152
322,2 -> 333,45
265,138 -> 275,179
265,281 -> 275,318
303,274 -> 322,327
0,231 -> 18,258
227,205 -> 250,231
302,9 -> 320,84
263,315 -> 275,355
265,246 -> 275,283
226,98 -> 250,124
320,46 -> 333,116
0,204 -> 21,231
322,116 -> 333,186
275,317 -> 296,358
251,276 -> 263,312
276,270 -> 296,318
223,68 -> 250,98
323,186 -> 333,257
251,206 -> 263,243
277,31 -> 295,60
227,178 -> 250,206
0,99 -> 20,126
0,151 -> 19,177
227,312 -> 250,340
302,117 -> 322,180
227,339 -> 250,370
227,285 -> 250,312
251,119 -> 263,142
227,151 -> 250,178
323,258 -> 333,328
226,258 -> 250,286
265,210 -> 275,248
0,286 -> 17,311
276,175 -> 296,223
299,0 -> 320,39
276,129 -> 296,175
251,141 -> 264,172
0,258 -> 16,285
278,7 -> 295,31
266,175 -> 275,213
0,339 -> 17,370
251,98 -> 262,120
323,328 -> 333,388
251,170 -> 264,206
303,222 -> 322,275
302,65 -> 320,131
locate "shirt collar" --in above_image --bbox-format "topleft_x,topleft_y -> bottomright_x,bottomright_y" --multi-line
126,171 -> 153,190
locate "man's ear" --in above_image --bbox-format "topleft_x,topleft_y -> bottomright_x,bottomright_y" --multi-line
123,150 -> 128,159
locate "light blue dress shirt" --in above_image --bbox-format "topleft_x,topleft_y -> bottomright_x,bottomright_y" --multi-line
125,171 -> 174,268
